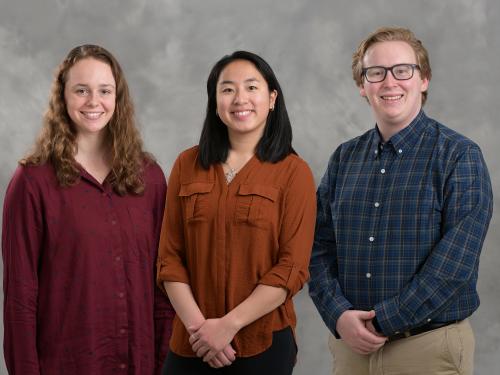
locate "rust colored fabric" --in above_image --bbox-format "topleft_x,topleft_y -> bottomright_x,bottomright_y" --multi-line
157,146 -> 316,357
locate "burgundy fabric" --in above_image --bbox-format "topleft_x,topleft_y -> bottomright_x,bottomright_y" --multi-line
2,162 -> 174,374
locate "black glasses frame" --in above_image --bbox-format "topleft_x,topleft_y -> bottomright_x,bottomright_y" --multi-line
362,64 -> 420,83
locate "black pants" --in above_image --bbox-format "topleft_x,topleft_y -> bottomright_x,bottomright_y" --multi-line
162,326 -> 296,375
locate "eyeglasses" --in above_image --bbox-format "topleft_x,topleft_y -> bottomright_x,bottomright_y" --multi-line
362,64 -> 420,83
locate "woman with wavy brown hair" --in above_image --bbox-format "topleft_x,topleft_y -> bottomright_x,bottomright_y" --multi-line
2,44 -> 174,374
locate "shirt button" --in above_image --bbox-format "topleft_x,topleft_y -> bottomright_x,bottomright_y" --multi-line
427,318 -> 431,322
398,149 -> 403,154
374,150 -> 378,154
120,328 -> 126,334
116,256 -> 121,261
369,236 -> 374,242
380,168 -> 386,174
395,331 -> 400,334
374,202 -> 380,208
111,220 -> 117,225
366,273 -> 372,278
119,363 -> 126,369
118,292 -> 125,298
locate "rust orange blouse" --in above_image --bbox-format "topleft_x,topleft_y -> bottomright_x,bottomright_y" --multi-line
157,146 -> 316,357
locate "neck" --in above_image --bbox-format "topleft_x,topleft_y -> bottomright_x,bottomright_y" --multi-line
227,131 -> 260,158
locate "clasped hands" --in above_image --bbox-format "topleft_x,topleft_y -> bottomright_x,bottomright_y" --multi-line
336,310 -> 388,355
188,317 -> 239,368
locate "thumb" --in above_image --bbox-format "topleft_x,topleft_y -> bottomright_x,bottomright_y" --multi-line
358,310 -> 376,320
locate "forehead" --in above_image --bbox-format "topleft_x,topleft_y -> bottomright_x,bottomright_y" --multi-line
363,41 -> 417,66
218,59 -> 265,84
66,58 -> 115,84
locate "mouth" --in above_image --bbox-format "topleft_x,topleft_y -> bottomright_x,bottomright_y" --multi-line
231,110 -> 253,120
380,95 -> 403,102
81,111 -> 104,120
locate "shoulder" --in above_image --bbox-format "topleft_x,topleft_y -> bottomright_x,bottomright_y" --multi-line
142,159 -> 166,185
4,163 -> 56,204
424,117 -> 483,159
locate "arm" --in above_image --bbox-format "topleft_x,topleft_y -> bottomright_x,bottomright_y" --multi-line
2,167 -> 42,374
151,170 -> 176,375
191,159 -> 317,360
308,150 -> 386,353
374,146 -> 493,334
308,149 -> 354,333
156,157 -> 234,367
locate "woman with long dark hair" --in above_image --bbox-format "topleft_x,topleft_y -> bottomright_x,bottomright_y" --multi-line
2,44 -> 174,374
157,51 -> 316,374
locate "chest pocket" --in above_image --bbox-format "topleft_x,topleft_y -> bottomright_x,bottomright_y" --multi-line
235,184 -> 280,230
179,182 -> 214,222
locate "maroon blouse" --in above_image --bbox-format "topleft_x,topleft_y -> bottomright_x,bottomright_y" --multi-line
2,162 -> 174,374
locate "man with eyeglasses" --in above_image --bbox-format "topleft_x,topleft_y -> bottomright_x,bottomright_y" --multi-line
309,26 -> 493,374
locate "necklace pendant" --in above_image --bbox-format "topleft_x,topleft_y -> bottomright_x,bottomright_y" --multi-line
225,168 -> 237,183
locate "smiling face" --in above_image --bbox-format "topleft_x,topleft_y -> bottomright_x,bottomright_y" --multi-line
360,41 -> 429,137
64,58 -> 116,137
216,59 -> 277,141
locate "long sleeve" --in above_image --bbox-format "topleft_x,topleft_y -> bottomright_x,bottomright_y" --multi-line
308,149 -> 353,335
152,171 -> 175,374
258,160 -> 316,298
157,156 -> 190,288
374,145 -> 493,334
2,167 -> 43,374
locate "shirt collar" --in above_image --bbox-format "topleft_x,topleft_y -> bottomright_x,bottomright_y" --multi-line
371,110 -> 429,159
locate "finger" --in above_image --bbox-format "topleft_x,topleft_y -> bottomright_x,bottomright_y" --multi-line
196,346 -> 209,358
223,346 -> 236,362
203,349 -> 217,362
216,352 -> 232,366
188,333 -> 198,345
209,357 -> 223,368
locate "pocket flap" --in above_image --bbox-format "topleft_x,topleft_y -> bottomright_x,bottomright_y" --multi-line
178,182 -> 214,197
238,184 -> 279,202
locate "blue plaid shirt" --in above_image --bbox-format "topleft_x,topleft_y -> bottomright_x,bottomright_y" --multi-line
309,111 -> 493,336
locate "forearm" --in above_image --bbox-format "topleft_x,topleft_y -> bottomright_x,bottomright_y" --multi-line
224,284 -> 287,331
164,281 -> 205,330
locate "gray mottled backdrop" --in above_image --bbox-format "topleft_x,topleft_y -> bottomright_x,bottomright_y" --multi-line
1,0 -> 498,373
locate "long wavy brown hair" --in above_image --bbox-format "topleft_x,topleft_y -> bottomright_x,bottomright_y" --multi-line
21,44 -> 151,195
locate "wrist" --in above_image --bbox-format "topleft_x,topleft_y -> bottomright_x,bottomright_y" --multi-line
223,311 -> 243,333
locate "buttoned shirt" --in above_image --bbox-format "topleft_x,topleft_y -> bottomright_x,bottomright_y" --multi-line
157,146 -> 316,357
2,162 -> 174,374
309,111 -> 493,336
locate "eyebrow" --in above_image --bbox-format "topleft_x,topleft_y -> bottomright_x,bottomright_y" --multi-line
218,78 -> 260,85
71,83 -> 116,88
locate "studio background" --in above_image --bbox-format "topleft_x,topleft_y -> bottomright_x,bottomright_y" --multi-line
1,0 -> 498,373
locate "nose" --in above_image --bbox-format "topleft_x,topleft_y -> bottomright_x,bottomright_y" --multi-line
382,70 -> 398,86
233,89 -> 248,104
86,91 -> 99,107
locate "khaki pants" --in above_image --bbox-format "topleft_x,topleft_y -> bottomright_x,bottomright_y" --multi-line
329,319 -> 474,375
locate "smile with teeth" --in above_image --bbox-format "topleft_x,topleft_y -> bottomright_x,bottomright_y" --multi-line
81,111 -> 104,120
232,110 -> 253,119
381,95 -> 403,101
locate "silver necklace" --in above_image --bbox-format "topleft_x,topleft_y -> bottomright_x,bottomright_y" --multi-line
223,162 -> 237,183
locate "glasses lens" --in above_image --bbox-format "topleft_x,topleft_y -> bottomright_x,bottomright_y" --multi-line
392,64 -> 413,80
365,67 -> 386,82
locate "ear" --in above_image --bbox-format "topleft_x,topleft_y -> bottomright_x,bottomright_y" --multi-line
269,89 -> 278,108
420,77 -> 429,92
359,83 -> 367,98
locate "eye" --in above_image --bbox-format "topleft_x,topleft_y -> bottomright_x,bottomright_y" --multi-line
221,87 -> 234,93
248,85 -> 258,91
100,89 -> 113,95
75,88 -> 88,95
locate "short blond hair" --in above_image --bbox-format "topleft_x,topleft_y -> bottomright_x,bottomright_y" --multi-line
352,27 -> 432,105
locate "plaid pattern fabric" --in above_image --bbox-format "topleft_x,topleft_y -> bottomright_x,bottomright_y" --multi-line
309,111 -> 493,336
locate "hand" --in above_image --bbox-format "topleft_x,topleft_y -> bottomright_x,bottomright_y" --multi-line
207,345 -> 237,368
366,319 -> 385,337
336,310 -> 387,355
188,317 -> 239,362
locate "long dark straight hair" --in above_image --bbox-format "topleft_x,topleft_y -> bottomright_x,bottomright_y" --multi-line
198,50 -> 295,169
